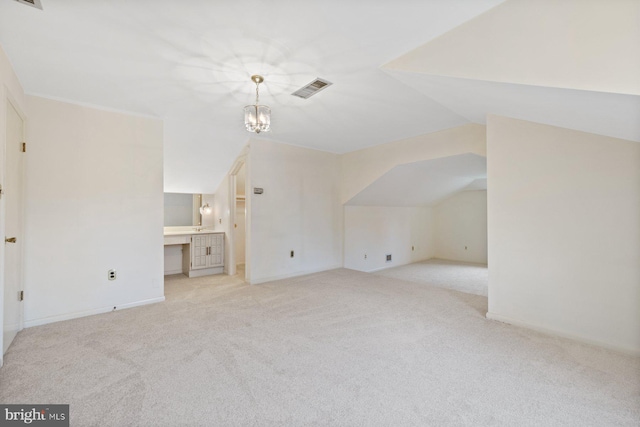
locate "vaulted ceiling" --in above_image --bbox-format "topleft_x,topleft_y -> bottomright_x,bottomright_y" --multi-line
1,0 -> 638,193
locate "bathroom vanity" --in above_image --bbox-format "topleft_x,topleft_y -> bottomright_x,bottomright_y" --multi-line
163,229 -> 224,277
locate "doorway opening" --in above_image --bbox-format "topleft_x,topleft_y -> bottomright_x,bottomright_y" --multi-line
343,153 -> 488,296
227,150 -> 249,283
234,162 -> 247,280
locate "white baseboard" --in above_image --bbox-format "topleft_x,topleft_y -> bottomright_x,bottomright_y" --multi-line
164,268 -> 183,275
367,265 -> 391,273
188,267 -> 223,278
486,311 -> 640,356
364,256 -> 435,273
24,296 -> 166,328
250,264 -> 343,285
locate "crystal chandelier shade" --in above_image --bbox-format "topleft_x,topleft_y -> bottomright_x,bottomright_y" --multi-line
244,75 -> 271,133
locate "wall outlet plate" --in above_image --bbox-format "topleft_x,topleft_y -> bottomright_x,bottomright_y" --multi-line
108,269 -> 116,281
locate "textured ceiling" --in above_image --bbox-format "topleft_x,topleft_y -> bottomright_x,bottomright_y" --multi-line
0,0 -> 637,194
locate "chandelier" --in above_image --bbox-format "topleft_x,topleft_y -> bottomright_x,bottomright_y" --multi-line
244,75 -> 271,133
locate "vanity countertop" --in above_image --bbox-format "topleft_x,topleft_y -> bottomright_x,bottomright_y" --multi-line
163,229 -> 223,236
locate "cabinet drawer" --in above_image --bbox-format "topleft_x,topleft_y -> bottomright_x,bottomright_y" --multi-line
164,235 -> 190,245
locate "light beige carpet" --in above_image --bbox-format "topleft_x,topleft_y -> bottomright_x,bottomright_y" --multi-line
1,268 -> 638,426
375,258 -> 488,296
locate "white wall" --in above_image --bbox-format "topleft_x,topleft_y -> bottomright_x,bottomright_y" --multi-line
344,206 -> 434,272
0,44 -> 27,364
248,140 -> 342,284
434,190 -> 487,264
487,115 -> 640,353
24,95 -> 165,326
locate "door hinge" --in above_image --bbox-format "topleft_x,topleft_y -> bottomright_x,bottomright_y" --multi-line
19,290 -> 24,301
21,142 -> 26,153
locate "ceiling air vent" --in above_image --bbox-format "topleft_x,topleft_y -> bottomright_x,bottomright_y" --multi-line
15,0 -> 43,10
291,78 -> 332,99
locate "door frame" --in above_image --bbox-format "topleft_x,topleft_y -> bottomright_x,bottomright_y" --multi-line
1,87 -> 27,363
227,146 -> 249,281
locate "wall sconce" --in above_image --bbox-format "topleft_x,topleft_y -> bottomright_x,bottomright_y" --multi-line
200,203 -> 212,215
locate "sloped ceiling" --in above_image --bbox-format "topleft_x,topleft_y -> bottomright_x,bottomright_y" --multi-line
384,0 -> 640,96
0,0 -> 638,194
382,72 -> 640,143
383,0 -> 640,142
345,154 -> 486,207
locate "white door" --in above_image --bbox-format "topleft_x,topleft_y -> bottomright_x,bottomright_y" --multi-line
3,100 -> 24,354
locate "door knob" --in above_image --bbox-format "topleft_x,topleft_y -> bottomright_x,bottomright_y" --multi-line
5,237 -> 17,243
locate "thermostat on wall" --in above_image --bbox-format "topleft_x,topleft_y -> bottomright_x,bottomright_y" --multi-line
254,187 -> 264,195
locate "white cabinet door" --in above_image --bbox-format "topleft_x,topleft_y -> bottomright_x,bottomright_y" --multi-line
191,233 -> 224,270
204,234 -> 214,267
209,234 -> 224,267
191,235 -> 209,270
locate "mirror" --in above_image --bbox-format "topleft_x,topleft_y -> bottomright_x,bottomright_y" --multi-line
164,193 -> 203,226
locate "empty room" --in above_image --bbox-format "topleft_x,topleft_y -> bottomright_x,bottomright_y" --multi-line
0,0 -> 639,426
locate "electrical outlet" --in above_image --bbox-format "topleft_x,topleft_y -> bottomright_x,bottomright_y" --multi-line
108,269 -> 116,281
364,254 -> 367,259
386,254 -> 392,262
412,246 -> 414,251
290,250 -> 294,258
465,246 -> 468,250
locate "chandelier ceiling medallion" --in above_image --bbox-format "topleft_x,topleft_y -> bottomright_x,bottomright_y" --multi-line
244,75 -> 271,133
